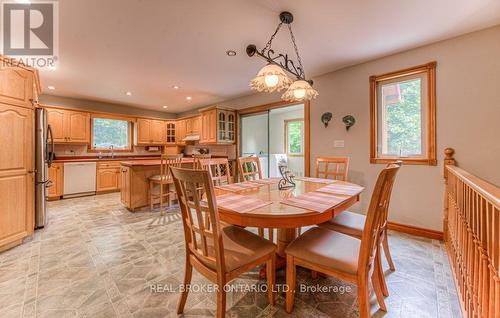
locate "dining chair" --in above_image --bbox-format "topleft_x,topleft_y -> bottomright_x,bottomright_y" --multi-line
315,157 -> 350,180
237,156 -> 274,242
318,161 -> 402,296
149,155 -> 182,215
285,163 -> 401,317
193,153 -> 212,169
198,158 -> 232,186
171,167 -> 276,318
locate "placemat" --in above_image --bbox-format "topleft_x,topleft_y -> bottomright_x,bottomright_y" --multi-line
295,177 -> 337,184
215,193 -> 272,213
316,183 -> 364,196
280,191 -> 346,213
215,181 -> 264,193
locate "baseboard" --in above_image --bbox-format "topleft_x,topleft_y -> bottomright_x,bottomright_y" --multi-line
387,221 -> 443,240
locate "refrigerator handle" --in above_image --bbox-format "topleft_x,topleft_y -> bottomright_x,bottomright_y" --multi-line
47,124 -> 55,167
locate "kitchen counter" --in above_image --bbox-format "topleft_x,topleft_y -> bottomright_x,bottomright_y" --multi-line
53,155 -> 161,163
120,158 -> 194,167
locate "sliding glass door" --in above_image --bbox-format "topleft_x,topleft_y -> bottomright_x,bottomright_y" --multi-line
240,104 -> 305,178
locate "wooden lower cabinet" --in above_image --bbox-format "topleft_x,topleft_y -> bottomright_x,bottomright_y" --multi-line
48,163 -> 64,200
120,166 -> 131,207
97,161 -> 121,193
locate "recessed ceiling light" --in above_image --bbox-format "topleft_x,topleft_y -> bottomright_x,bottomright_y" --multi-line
172,85 -> 180,89
162,105 -> 168,109
125,91 -> 132,96
186,96 -> 192,101
48,86 -> 55,90
226,50 -> 237,56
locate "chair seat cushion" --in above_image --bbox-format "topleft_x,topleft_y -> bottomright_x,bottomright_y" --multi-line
199,225 -> 276,272
318,211 -> 365,237
285,227 -> 360,275
149,175 -> 173,183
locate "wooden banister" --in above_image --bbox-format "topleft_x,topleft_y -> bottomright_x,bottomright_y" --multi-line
443,148 -> 500,318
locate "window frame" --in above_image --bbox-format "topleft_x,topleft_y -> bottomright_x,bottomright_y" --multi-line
284,118 -> 305,157
370,62 -> 437,165
89,114 -> 133,152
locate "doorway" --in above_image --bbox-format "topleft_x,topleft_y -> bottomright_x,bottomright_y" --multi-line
240,103 -> 306,178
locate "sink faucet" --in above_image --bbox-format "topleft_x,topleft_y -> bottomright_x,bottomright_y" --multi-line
109,145 -> 114,159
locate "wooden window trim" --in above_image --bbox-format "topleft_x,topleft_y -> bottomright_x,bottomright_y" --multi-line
370,61 -> 437,165
89,115 -> 133,152
284,118 -> 305,157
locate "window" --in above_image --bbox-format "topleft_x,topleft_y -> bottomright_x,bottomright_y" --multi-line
91,116 -> 131,150
285,119 -> 304,156
370,62 -> 436,165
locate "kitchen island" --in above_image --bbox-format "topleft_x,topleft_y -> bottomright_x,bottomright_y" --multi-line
120,159 -> 195,211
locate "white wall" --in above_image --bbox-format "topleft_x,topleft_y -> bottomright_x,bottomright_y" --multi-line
207,25 -> 500,231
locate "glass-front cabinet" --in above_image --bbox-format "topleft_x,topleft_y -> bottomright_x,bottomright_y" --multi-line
165,121 -> 176,144
200,107 -> 236,144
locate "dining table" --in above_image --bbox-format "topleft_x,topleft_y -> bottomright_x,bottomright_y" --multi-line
213,177 -> 365,274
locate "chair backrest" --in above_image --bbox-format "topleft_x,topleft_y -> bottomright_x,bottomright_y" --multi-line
193,154 -> 212,169
315,157 -> 349,181
160,155 -> 183,178
170,167 -> 225,273
357,162 -> 401,274
198,158 -> 231,186
238,156 -> 263,181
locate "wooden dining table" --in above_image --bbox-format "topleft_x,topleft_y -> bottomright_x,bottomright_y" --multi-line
214,178 -> 364,273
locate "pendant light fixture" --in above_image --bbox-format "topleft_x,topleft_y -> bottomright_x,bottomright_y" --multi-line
247,12 -> 318,101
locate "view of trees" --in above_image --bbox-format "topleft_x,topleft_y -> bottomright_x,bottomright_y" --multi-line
92,118 -> 129,149
287,120 -> 303,155
383,79 -> 422,156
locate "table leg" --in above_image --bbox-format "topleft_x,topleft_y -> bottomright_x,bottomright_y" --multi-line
260,228 -> 298,278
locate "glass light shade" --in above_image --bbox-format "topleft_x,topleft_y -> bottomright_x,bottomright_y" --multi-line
281,80 -> 318,101
249,64 -> 292,92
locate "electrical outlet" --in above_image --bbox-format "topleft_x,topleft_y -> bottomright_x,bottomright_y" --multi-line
334,140 -> 345,148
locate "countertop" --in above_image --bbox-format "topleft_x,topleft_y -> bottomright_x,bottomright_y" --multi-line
53,155 -> 161,163
120,158 -> 195,167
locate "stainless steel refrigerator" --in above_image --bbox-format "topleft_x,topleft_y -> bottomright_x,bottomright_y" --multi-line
35,108 -> 54,229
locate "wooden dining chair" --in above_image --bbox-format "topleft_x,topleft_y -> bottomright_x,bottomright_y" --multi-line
148,155 -> 183,215
318,161 -> 402,296
193,154 -> 212,169
285,163 -> 401,317
198,158 -> 232,186
315,157 -> 350,181
237,156 -> 274,242
171,167 -> 276,318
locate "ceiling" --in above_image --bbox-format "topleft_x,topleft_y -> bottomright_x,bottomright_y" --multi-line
40,0 -> 500,113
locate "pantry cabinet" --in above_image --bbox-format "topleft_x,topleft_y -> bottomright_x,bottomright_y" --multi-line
46,108 -> 90,144
134,118 -> 166,145
199,107 -> 235,144
47,163 -> 63,199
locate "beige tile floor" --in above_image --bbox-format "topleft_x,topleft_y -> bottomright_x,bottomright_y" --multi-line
0,193 -> 462,318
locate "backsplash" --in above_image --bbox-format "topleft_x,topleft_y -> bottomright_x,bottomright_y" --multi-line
184,144 -> 236,160
54,144 -> 161,157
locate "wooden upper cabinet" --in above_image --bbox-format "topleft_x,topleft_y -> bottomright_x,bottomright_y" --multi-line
0,104 -> 34,249
0,67 -> 34,108
199,108 -> 234,144
46,108 -> 90,144
165,121 -> 176,144
134,118 -> 166,145
175,119 -> 186,145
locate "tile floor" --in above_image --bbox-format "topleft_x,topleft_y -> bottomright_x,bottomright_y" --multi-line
0,193 -> 462,318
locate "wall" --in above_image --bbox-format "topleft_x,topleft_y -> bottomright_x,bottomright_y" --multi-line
198,25 -> 500,231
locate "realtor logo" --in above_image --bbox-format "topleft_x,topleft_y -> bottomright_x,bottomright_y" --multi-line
1,1 -> 59,68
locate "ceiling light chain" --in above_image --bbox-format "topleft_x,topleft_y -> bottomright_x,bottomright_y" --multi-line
287,23 -> 305,79
261,22 -> 283,54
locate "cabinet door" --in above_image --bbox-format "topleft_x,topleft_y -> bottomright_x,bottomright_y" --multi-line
208,110 -> 217,143
165,121 -> 176,144
66,111 -> 90,143
0,104 -> 34,248
185,118 -> 193,135
176,120 -> 186,145
191,116 -> 200,135
151,120 -> 165,144
97,168 -> 119,192
47,163 -> 63,198
226,111 -> 236,143
0,67 -> 33,108
136,119 -> 152,144
120,167 -> 130,206
46,108 -> 66,142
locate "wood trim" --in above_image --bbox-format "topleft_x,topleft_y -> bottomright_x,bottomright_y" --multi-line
237,100 -> 311,177
387,221 -> 443,240
87,117 -> 134,152
369,62 -> 437,166
284,118 -> 305,156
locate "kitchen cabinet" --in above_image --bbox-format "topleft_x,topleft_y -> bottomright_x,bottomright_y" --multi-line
134,118 -> 166,145
175,119 -> 187,145
96,161 -> 121,193
200,107 -> 235,144
46,108 -> 90,144
120,166 -> 131,207
185,116 -> 200,135
48,163 -> 64,200
165,121 -> 176,144
0,66 -> 36,251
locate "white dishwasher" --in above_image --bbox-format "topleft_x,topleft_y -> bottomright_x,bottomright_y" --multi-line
63,162 -> 97,198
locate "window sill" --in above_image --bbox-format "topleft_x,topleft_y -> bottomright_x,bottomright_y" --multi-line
370,157 -> 437,166
87,148 -> 133,153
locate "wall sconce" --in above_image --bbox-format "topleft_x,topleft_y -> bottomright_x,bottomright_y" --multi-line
342,115 -> 356,130
321,112 -> 332,128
